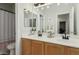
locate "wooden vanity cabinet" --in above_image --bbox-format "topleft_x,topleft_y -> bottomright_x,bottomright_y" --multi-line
64,46 -> 79,55
45,42 -> 64,55
21,38 -> 79,55
31,40 -> 44,55
21,38 -> 31,55
21,38 -> 44,55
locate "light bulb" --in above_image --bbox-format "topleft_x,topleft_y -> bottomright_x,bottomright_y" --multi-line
47,5 -> 50,8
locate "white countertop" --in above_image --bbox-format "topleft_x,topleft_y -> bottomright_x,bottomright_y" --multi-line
22,34 -> 79,48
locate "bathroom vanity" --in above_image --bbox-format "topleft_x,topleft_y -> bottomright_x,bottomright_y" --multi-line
21,35 -> 79,55
21,3 -> 79,55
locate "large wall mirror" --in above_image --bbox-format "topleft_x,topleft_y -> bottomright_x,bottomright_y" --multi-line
24,9 -> 37,32
57,13 -> 70,34
24,9 -> 37,27
37,3 -> 75,35
57,7 -> 74,35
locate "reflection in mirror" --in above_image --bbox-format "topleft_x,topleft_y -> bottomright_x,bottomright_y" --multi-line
58,13 -> 69,34
29,19 -> 32,27
24,10 -> 32,27
33,18 -> 36,27
24,9 -> 37,34
36,3 -> 75,35
40,14 -> 44,32
24,9 -> 37,27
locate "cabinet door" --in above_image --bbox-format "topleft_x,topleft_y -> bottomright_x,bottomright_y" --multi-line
21,38 -> 31,55
64,46 -> 79,55
45,43 -> 64,55
32,40 -> 44,55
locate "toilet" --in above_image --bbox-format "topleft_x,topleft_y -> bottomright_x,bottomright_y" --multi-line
7,42 -> 15,55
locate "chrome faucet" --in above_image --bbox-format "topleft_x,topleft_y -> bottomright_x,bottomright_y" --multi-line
62,32 -> 69,40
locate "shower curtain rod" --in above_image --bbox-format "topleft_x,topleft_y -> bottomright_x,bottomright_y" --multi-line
0,8 -> 15,14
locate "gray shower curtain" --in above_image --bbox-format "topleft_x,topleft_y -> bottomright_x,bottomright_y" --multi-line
0,9 -> 15,49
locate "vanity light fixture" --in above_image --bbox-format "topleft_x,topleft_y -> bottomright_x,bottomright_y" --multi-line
24,9 -> 30,14
34,3 -> 45,7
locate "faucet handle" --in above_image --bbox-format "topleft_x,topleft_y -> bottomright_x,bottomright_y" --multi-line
66,36 -> 70,40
